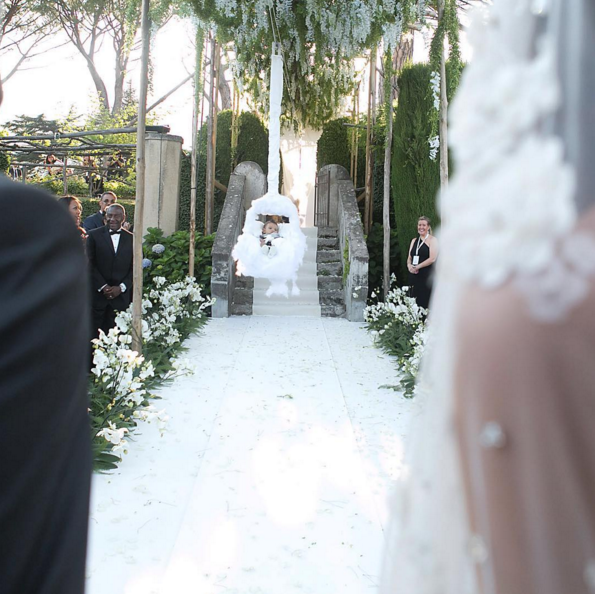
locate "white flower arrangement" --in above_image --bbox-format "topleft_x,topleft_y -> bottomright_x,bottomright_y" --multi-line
90,276 -> 214,469
365,284 -> 428,397
428,134 -> 440,162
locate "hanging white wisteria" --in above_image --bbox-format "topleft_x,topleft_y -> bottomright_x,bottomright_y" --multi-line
188,0 -> 421,128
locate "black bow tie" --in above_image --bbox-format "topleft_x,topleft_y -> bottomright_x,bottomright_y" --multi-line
109,229 -> 122,235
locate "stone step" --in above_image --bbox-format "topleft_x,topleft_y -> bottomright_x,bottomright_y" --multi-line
318,276 -> 342,291
322,303 -> 346,317
319,289 -> 345,306
317,237 -> 339,250
231,303 -> 252,316
253,288 -> 320,306
252,303 -> 322,317
317,249 -> 341,264
317,262 -> 343,276
235,276 -> 254,290
232,287 -> 253,306
300,226 -> 318,238
317,227 -> 338,238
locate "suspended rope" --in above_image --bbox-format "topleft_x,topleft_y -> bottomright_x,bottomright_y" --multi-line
232,46 -> 307,298
267,4 -> 299,129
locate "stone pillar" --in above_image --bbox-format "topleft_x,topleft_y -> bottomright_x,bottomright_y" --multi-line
142,132 -> 183,236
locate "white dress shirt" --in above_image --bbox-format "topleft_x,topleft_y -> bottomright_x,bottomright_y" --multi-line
110,230 -> 121,253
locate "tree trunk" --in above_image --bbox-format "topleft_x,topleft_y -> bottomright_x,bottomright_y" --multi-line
395,34 -> 414,79
84,52 -> 111,113
438,0 -> 449,189
218,54 -> 232,110
383,49 -> 396,300
364,46 -> 377,235
131,0 -> 151,355
204,35 -> 218,235
112,36 -> 130,115
189,27 -> 205,277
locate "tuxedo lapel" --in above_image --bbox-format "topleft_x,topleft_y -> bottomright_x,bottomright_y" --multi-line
101,226 -> 116,255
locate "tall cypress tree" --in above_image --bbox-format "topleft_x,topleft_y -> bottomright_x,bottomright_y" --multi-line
392,63 -> 441,279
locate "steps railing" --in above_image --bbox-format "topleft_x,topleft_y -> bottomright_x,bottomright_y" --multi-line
211,173 -> 246,318
317,165 -> 369,322
338,179 -> 369,322
211,162 -> 266,317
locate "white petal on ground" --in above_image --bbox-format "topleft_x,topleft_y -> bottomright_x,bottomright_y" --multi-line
86,316 -> 421,594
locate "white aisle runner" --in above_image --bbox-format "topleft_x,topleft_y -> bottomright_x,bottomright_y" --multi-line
86,317 -> 421,594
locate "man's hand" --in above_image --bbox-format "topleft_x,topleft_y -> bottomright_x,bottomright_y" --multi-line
103,285 -> 122,300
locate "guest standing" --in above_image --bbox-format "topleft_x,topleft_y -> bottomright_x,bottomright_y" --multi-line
58,195 -> 87,243
407,216 -> 438,310
86,203 -> 133,337
0,79 -> 91,594
82,190 -> 117,232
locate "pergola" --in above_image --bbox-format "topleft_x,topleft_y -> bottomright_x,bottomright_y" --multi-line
0,125 -> 169,194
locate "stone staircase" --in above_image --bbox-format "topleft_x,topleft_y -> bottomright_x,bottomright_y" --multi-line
317,227 -> 346,317
230,227 -> 346,317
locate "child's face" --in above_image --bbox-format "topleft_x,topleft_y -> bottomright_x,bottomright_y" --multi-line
263,222 -> 278,235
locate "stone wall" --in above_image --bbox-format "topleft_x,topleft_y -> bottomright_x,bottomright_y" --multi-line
336,170 -> 369,322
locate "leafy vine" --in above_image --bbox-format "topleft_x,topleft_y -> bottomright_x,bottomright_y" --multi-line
427,0 -> 462,159
187,0 -> 420,129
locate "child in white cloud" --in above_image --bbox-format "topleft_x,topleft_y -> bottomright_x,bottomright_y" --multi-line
260,220 -> 282,257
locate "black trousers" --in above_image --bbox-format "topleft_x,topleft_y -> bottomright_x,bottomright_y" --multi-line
92,303 -> 117,339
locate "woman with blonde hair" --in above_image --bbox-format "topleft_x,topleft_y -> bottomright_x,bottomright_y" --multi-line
406,215 -> 438,309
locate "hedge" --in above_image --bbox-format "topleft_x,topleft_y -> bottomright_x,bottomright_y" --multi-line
316,117 -> 366,191
30,177 -> 135,199
79,197 -> 136,223
316,114 -> 392,229
178,110 -> 269,233
392,62 -> 459,279
0,151 -> 10,174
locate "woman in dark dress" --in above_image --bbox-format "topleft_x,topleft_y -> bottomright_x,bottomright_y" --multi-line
407,216 -> 438,309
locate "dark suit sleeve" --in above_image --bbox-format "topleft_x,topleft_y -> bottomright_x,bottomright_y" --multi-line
82,211 -> 101,232
0,179 -> 91,594
86,229 -> 108,291
82,213 -> 96,232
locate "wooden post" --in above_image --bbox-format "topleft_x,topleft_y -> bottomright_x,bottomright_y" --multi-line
131,0 -> 151,355
211,43 -> 221,225
231,83 -> 240,168
204,35 -> 219,235
438,0 -> 449,189
189,27 -> 205,277
383,49 -> 395,300
364,46 -> 377,235
62,159 -> 68,194
350,89 -> 356,182
354,90 -> 359,188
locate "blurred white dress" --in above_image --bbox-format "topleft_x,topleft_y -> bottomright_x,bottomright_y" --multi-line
380,1 -> 595,593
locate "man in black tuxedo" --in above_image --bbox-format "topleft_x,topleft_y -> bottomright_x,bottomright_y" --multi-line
87,203 -> 134,336
82,190 -> 117,232
0,80 -> 91,594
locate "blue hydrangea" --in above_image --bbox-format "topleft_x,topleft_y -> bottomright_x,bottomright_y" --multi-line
142,258 -> 153,269
152,243 -> 165,255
